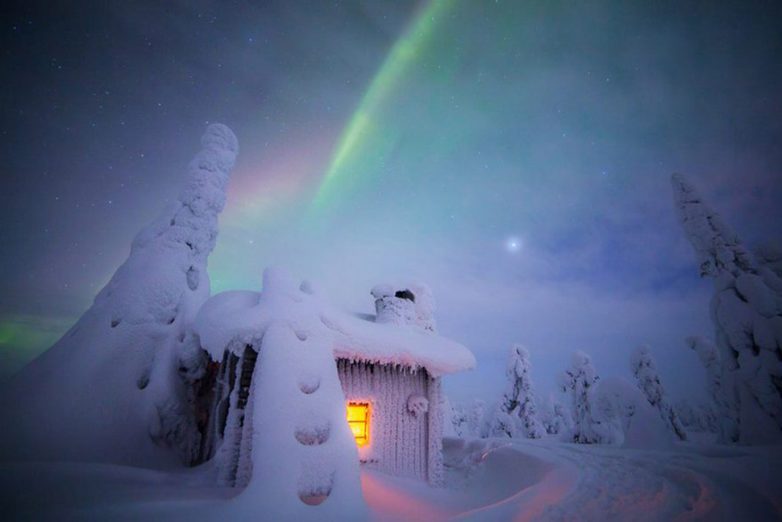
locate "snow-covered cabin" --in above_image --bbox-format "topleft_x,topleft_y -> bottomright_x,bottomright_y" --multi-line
190,270 -> 475,486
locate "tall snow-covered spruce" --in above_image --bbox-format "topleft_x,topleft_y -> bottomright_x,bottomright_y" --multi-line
490,344 -> 543,438
672,173 -> 782,444
0,124 -> 238,466
630,346 -> 687,440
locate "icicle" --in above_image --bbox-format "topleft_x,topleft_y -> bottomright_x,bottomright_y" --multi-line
235,354 -> 258,488
215,351 -> 245,486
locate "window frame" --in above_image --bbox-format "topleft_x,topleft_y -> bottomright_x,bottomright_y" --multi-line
346,401 -> 371,447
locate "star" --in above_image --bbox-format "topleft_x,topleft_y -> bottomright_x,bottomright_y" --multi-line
505,236 -> 522,253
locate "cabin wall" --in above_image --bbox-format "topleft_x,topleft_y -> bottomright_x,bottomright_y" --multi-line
426,376 -> 444,485
210,342 -> 258,486
204,351 -> 442,486
337,359 -> 432,481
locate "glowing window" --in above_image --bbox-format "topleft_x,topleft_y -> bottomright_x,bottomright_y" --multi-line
346,402 -> 370,447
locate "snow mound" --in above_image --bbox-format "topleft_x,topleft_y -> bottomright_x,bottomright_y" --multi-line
0,124 -> 238,467
225,270 -> 367,517
595,377 -> 674,450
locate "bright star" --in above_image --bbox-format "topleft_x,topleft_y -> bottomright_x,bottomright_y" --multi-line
505,236 -> 522,253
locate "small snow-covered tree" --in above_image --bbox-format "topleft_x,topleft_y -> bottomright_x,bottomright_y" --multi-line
675,399 -> 719,434
684,336 -> 739,440
410,283 -> 437,332
674,399 -> 698,431
467,399 -> 486,438
540,402 -> 556,435
630,346 -> 687,440
541,397 -> 571,436
673,174 -> 782,444
488,405 -> 516,438
490,345 -> 543,438
450,403 -> 468,438
595,377 -> 672,448
561,351 -> 603,444
449,399 -> 485,438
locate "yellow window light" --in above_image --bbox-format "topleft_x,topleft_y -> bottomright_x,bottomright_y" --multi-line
346,402 -> 370,447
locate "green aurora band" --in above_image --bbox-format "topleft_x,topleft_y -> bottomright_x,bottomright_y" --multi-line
313,0 -> 453,209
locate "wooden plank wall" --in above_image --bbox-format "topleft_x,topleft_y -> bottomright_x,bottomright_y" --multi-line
337,359 -> 430,481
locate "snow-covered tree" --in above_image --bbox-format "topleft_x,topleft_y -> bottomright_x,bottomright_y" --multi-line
541,397 -> 571,436
684,336 -> 739,441
488,405 -> 516,438
490,345 -> 543,438
449,399 -> 486,439
755,240 -> 782,280
594,377 -> 673,448
672,173 -> 782,444
450,403 -> 469,438
467,399 -> 486,438
561,351 -> 603,444
0,124 -> 238,466
630,346 -> 687,440
675,398 -> 719,434
410,283 -> 437,332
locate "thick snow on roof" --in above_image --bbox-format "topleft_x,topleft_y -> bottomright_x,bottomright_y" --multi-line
194,269 -> 475,377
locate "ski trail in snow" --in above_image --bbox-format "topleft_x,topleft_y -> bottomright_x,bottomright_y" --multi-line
504,442 -> 780,522
2,440 -> 780,521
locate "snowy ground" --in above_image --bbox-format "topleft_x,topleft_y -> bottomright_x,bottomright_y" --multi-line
2,437 -> 780,521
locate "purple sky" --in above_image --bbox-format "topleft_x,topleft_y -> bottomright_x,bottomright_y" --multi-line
1,0 -> 781,406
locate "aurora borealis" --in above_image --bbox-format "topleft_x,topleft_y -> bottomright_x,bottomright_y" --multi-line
2,1 -> 781,402
314,0 -> 452,207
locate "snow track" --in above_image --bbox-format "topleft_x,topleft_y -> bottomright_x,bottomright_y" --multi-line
463,440 -> 780,521
1,439 -> 780,521
364,438 -> 781,521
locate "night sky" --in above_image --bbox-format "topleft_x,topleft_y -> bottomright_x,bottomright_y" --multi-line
2,0 -> 781,404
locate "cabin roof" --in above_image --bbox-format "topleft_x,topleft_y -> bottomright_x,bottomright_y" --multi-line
193,270 -> 476,377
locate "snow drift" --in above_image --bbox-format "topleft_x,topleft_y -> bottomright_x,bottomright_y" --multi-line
0,124 -> 238,466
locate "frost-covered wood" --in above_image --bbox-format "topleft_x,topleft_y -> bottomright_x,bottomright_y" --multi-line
337,360 -> 435,482
214,344 -> 257,486
201,350 -> 234,463
0,124 -> 238,466
427,376 -> 444,485
672,173 -> 782,444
